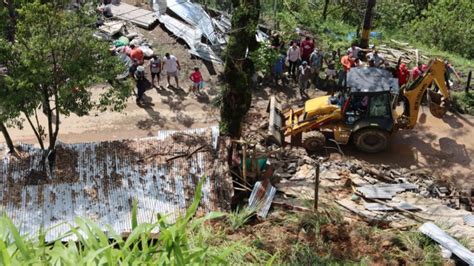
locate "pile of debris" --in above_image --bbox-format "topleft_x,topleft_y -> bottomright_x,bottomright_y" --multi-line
102,0 -> 267,64
377,40 -> 430,66
95,20 -> 155,78
232,140 -> 474,262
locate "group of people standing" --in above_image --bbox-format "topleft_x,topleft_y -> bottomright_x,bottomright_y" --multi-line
126,50 -> 203,105
271,34 -> 460,99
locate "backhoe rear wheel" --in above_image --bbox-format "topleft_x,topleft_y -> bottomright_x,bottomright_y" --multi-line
353,128 -> 389,153
302,131 -> 326,153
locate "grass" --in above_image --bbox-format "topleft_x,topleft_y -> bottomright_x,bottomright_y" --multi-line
392,231 -> 444,264
452,91 -> 474,115
226,206 -> 256,230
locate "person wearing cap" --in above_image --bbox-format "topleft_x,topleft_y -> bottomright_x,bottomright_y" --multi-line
298,61 -> 311,99
134,65 -> 147,105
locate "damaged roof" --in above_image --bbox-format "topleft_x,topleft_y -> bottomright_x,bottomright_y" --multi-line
0,126 -> 232,241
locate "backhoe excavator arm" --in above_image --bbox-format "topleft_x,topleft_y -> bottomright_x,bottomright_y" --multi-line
401,59 -> 450,128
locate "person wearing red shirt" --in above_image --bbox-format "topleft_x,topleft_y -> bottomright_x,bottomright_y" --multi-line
397,63 -> 409,87
129,44 -> 144,65
411,63 -> 423,81
300,36 -> 315,63
189,67 -> 203,94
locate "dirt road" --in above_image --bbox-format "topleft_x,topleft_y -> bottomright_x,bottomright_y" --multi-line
345,109 -> 473,190
0,24 -> 222,145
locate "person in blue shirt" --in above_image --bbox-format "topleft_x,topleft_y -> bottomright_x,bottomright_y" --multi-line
273,53 -> 286,86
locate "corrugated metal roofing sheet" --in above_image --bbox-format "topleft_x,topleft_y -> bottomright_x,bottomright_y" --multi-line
248,181 -> 276,218
165,0 -> 226,46
0,126 -> 232,242
357,183 -> 418,199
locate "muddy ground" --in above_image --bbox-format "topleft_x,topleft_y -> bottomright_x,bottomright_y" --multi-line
0,7 -> 472,189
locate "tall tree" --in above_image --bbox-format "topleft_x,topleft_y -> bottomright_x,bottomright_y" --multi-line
360,0 -> 376,48
0,0 -> 16,153
220,0 -> 260,138
322,0 -> 330,21
0,1 -> 131,169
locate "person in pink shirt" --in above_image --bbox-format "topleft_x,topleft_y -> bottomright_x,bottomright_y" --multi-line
300,36 -> 315,63
189,67 -> 203,94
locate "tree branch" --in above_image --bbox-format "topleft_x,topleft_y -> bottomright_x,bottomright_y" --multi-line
24,110 -> 44,150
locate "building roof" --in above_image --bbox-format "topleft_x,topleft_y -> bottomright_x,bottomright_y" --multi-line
347,67 -> 399,94
0,126 -> 232,241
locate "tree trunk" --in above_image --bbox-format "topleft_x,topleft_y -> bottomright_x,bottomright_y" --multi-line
322,0 -> 330,21
360,0 -> 376,49
6,0 -> 16,42
0,122 -> 15,153
220,0 -> 260,138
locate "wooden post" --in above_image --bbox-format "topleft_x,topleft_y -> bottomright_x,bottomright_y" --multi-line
314,164 -> 320,211
466,71 -> 472,94
242,142 -> 247,183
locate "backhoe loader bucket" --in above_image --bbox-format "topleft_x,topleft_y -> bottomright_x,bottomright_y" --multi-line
427,90 -> 448,118
266,96 -> 284,146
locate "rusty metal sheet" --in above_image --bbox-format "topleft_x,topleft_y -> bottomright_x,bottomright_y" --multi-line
248,181 -> 276,218
0,126 -> 231,242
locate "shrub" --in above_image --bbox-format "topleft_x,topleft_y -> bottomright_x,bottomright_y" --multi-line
452,91 -> 474,115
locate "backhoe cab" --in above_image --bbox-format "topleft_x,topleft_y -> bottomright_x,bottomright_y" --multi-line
267,59 -> 450,153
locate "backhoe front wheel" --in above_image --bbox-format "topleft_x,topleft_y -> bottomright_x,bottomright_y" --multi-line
302,131 -> 326,153
353,128 -> 389,153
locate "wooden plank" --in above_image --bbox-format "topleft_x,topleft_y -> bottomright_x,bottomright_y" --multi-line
110,3 -> 158,29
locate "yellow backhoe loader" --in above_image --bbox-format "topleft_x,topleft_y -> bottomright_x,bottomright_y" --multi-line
267,58 -> 451,153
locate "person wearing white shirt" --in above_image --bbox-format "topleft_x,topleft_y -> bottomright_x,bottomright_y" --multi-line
162,53 -> 181,89
287,41 -> 301,78
366,50 -> 385,67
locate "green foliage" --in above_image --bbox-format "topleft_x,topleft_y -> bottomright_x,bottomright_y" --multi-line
409,0 -> 474,59
249,44 -> 281,76
374,0 -> 417,30
0,1 -> 131,152
452,91 -> 474,115
393,231 -> 443,264
226,206 -> 255,230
